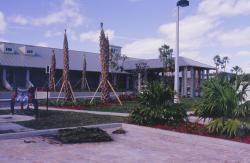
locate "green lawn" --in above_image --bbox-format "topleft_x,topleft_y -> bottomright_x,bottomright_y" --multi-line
0,110 -> 10,115
84,101 -> 138,113
16,110 -> 127,130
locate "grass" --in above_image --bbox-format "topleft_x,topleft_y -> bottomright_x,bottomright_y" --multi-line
83,101 -> 138,113
180,97 -> 201,111
16,110 -> 127,130
0,110 -> 10,115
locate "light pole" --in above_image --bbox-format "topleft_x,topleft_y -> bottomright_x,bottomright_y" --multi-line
174,0 -> 189,103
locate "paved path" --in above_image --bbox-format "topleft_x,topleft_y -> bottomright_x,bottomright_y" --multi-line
0,124 -> 249,163
39,106 -> 130,117
0,115 -> 34,133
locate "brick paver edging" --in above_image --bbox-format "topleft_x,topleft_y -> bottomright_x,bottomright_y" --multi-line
0,123 -> 122,140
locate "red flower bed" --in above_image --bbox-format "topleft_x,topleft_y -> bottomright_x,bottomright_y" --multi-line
152,123 -> 250,144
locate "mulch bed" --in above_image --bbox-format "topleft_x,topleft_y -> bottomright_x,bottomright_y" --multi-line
152,123 -> 250,144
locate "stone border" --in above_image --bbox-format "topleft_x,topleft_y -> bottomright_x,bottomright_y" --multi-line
0,123 -> 122,140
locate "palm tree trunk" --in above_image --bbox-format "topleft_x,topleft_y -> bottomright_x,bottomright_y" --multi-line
49,49 -> 56,91
100,23 -> 110,102
61,30 -> 74,101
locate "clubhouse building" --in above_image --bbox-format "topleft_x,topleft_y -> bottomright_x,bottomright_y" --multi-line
0,41 -> 215,97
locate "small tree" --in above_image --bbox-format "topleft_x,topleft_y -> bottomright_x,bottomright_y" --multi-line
213,55 -> 229,73
221,56 -> 229,72
135,62 -> 148,91
109,49 -> 127,88
231,66 -> 242,75
213,55 -> 221,74
159,44 -> 174,87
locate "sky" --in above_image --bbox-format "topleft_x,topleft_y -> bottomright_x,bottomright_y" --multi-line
0,0 -> 250,72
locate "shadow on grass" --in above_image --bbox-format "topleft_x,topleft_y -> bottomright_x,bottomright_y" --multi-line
16,110 -> 127,130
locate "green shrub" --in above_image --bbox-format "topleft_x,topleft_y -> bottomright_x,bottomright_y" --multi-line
162,104 -> 188,124
57,127 -> 113,144
130,81 -> 187,125
195,76 -> 250,137
130,106 -> 163,125
138,81 -> 173,108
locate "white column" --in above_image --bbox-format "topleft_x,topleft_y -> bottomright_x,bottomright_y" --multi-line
190,67 -> 195,97
138,73 -> 141,92
206,69 -> 209,80
197,69 -> 201,96
183,66 -> 187,96
181,69 -> 184,96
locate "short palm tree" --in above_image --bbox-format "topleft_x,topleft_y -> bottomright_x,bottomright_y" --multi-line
195,75 -> 250,137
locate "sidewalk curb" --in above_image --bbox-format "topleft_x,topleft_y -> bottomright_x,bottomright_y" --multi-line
0,123 -> 122,140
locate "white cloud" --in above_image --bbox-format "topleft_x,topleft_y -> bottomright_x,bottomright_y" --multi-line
218,26 -> 250,47
123,38 -> 164,58
80,29 -> 115,43
123,0 -> 250,61
198,0 -> 250,18
0,11 -> 6,33
10,15 -> 28,25
45,28 -> 77,41
45,31 -> 63,38
236,51 -> 250,57
11,0 -> 86,27
36,42 -> 48,47
158,15 -> 218,50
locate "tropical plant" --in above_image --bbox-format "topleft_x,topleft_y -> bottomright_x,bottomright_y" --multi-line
213,55 -> 221,73
213,55 -> 229,73
231,66 -> 243,75
221,56 -> 229,72
159,44 -> 174,87
138,81 -> 173,108
130,81 -> 187,125
194,75 -> 250,137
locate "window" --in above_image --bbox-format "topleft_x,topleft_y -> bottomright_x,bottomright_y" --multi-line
5,47 -> 13,52
26,50 -> 33,54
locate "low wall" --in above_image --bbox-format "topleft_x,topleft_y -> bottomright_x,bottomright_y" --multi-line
0,91 -> 134,100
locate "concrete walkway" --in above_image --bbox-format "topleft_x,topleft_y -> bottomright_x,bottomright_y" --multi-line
0,115 -> 34,133
39,106 -> 130,117
0,124 -> 249,163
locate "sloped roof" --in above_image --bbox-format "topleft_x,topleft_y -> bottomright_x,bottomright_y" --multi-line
123,56 -> 215,70
0,42 -> 215,72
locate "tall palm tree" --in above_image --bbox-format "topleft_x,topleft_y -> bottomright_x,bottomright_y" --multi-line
81,55 -> 87,90
49,49 -> 56,91
100,23 -> 110,102
231,66 -> 243,75
62,29 -> 74,101
213,55 -> 221,74
221,56 -> 229,72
